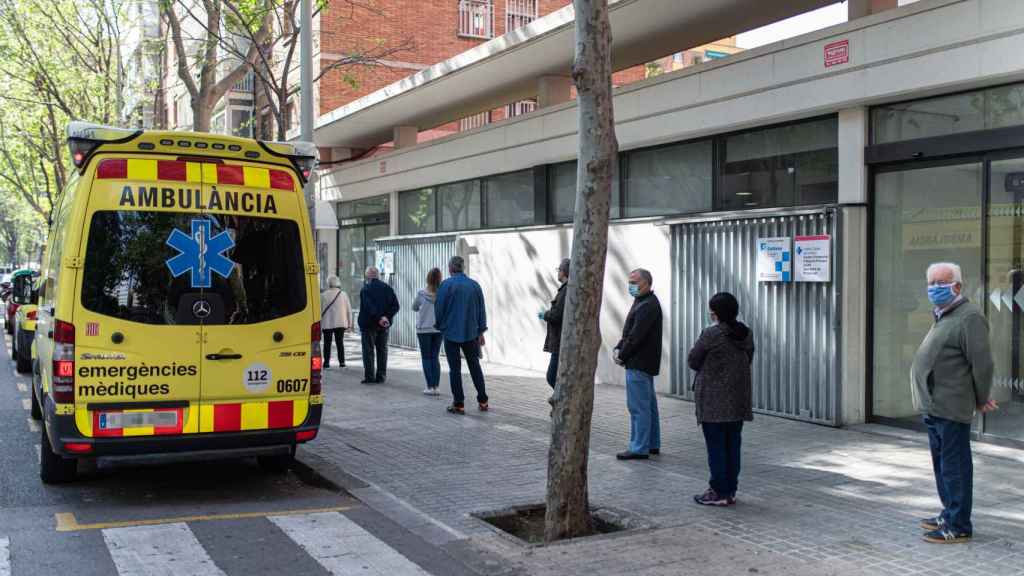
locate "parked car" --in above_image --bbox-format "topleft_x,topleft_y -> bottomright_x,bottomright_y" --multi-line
11,276 -> 38,374
5,269 -> 36,335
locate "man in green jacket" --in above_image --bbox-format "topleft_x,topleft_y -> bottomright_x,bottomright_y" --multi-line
911,262 -> 998,544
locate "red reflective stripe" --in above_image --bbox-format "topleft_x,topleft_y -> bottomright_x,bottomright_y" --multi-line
92,411 -> 124,437
268,400 -> 294,429
216,164 -> 244,185
213,403 -> 241,432
154,408 -> 184,435
269,170 -> 293,191
157,160 -> 187,181
96,159 -> 127,179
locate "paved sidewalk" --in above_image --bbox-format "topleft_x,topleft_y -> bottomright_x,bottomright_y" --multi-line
303,342 -> 1024,576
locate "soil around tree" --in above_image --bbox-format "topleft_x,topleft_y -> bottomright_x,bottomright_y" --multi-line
477,504 -> 633,545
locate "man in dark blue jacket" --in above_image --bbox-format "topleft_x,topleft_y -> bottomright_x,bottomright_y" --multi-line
358,266 -> 400,384
434,255 -> 488,414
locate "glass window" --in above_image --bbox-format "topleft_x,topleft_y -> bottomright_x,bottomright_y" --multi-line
872,163 -> 983,425
872,83 -> 1024,144
717,117 -> 837,210
438,180 -> 481,232
484,170 -> 533,228
625,141 -> 711,217
338,195 -> 390,219
81,211 -> 306,325
550,160 -> 621,223
399,188 -> 436,234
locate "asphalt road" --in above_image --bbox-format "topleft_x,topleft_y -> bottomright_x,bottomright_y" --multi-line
0,321 -> 464,576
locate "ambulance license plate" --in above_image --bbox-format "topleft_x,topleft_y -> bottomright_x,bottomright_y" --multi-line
98,411 -> 178,430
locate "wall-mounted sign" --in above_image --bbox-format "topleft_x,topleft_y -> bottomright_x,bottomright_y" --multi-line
757,237 -> 791,282
704,49 -> 730,60
824,39 -> 849,68
794,235 -> 831,282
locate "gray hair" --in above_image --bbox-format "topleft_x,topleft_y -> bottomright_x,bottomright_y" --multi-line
558,258 -> 571,275
449,255 -> 465,274
327,275 -> 341,288
365,266 -> 379,279
631,267 -> 653,287
926,262 -> 962,284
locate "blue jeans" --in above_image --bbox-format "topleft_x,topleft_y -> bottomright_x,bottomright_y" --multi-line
445,339 -> 487,406
417,333 -> 443,388
925,415 -> 973,535
625,369 -> 660,454
702,421 -> 743,498
546,352 -> 559,388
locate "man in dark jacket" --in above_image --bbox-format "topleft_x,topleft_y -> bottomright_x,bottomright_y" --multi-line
434,256 -> 489,414
358,266 -> 400,384
540,258 -> 570,388
613,268 -> 663,460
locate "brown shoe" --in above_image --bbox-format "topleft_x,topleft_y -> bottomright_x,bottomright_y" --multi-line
446,404 -> 465,415
478,402 -> 489,412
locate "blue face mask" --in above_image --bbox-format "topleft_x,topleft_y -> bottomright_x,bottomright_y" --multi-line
628,283 -> 640,298
927,283 -> 957,307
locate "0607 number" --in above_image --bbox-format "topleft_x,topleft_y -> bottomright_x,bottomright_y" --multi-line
276,378 -> 308,393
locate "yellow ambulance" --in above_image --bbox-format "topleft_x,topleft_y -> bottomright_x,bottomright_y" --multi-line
33,122 -> 323,483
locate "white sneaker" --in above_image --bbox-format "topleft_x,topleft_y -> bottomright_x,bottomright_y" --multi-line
431,388 -> 441,396
423,388 -> 432,395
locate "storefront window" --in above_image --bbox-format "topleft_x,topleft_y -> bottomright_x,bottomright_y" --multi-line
398,188 -> 436,234
717,117 -> 838,210
338,195 -> 390,219
625,141 -> 711,217
549,160 -> 620,223
484,170 -> 533,228
872,163 -> 984,426
872,82 -> 1024,144
439,180 -> 481,231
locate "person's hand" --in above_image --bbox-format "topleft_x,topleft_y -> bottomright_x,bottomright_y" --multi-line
478,334 -> 486,347
614,352 -> 624,366
378,317 -> 390,329
978,399 -> 999,413
537,310 -> 546,320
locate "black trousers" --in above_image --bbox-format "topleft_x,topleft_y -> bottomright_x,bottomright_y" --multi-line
323,328 -> 346,367
445,339 -> 487,406
360,329 -> 389,381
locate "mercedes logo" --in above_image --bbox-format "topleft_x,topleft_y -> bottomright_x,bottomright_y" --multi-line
192,300 -> 212,319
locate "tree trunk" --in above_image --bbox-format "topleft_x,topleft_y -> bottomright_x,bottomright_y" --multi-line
544,0 -> 617,543
192,98 -> 212,133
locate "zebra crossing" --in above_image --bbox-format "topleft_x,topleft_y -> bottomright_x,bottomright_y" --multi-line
3,511 -> 434,576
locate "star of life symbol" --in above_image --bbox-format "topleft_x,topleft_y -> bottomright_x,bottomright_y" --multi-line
166,219 -> 235,288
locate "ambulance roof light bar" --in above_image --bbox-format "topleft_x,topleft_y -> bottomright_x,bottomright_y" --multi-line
66,121 -> 142,169
258,140 -> 319,184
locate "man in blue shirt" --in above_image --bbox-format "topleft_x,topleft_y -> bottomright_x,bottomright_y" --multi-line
358,266 -> 400,384
434,255 -> 488,414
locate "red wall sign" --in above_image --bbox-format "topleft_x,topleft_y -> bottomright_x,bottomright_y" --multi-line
824,39 -> 849,68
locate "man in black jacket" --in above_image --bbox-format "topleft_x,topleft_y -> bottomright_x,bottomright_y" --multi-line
540,259 -> 570,388
358,266 -> 400,384
613,268 -> 663,460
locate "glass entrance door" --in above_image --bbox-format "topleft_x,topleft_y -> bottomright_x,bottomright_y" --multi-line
983,156 -> 1024,441
872,154 -> 1024,443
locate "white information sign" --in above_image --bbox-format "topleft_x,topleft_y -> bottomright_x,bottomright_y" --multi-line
757,237 -> 792,282
378,252 -> 395,275
794,235 -> 831,282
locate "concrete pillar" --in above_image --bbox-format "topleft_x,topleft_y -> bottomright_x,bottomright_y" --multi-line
848,0 -> 898,20
838,107 -> 868,205
537,75 -> 573,108
393,126 -> 418,149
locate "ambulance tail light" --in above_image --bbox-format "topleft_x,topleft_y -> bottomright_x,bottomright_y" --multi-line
52,320 -> 75,404
63,442 -> 93,454
296,430 -> 317,442
66,121 -> 141,169
310,321 -> 322,395
258,140 -> 318,184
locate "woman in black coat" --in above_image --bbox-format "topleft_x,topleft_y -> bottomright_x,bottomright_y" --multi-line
688,292 -> 755,506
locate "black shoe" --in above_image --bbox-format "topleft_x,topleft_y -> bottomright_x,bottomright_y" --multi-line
694,488 -> 730,507
376,375 -> 386,384
446,404 -> 465,415
616,451 -> 648,460
920,516 -> 944,531
339,363 -> 346,368
649,448 -> 660,455
360,379 -> 376,384
923,528 -> 971,544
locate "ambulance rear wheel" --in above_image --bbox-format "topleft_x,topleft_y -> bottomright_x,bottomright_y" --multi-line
30,378 -> 41,420
40,426 -> 77,484
257,447 -> 295,473
15,346 -> 30,374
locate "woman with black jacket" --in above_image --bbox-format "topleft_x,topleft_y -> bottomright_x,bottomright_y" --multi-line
688,292 -> 755,507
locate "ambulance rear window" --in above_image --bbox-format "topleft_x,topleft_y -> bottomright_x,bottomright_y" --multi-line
81,211 -> 306,325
